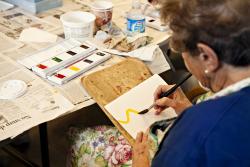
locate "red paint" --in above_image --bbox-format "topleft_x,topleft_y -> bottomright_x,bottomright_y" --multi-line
37,64 -> 47,69
55,73 -> 66,79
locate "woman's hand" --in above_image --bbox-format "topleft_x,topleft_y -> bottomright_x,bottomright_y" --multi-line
132,132 -> 150,167
153,85 -> 192,115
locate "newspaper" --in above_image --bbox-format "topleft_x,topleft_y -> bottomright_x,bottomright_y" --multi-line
56,77 -> 93,105
2,44 -> 39,62
1,41 -> 55,64
0,56 -> 74,141
2,38 -> 94,106
0,32 -> 24,52
0,8 -> 59,40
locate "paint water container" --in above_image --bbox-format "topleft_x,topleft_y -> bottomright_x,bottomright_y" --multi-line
90,1 -> 113,32
60,11 -> 96,42
127,0 -> 145,36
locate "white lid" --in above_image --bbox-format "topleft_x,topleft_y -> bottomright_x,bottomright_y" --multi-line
90,1 -> 113,11
60,11 -> 96,27
0,80 -> 27,100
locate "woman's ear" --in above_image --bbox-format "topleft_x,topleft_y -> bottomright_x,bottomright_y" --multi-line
197,43 -> 220,73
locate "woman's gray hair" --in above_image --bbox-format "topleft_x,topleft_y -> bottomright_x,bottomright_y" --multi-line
160,0 -> 250,66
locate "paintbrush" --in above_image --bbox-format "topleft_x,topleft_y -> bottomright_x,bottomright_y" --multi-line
138,73 -> 192,114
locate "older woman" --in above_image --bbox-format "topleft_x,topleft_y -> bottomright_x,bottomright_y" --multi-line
133,0 -> 250,167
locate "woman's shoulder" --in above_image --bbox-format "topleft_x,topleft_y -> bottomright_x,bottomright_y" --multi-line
199,87 -> 250,166
191,86 -> 250,115
169,86 -> 250,144
183,86 -> 250,138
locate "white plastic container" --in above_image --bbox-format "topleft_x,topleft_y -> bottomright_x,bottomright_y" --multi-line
60,11 -> 96,42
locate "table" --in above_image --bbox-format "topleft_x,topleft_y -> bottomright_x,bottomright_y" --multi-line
0,0 -> 203,166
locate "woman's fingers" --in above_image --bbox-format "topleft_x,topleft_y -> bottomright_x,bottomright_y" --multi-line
153,104 -> 160,110
155,97 -> 176,108
155,107 -> 164,115
135,132 -> 148,144
154,97 -> 177,115
132,131 -> 150,167
153,85 -> 174,101
142,132 -> 148,143
153,85 -> 163,101
153,85 -> 193,115
136,132 -> 143,143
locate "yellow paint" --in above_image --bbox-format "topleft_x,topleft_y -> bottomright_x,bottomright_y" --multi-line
118,108 -> 139,124
69,66 -> 80,71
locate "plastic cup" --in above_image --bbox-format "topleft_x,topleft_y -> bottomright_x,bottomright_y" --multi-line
60,11 -> 96,41
90,1 -> 113,31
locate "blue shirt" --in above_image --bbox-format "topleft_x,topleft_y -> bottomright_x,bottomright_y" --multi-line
152,86 -> 250,167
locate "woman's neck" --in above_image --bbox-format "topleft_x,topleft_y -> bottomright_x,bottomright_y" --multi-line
211,65 -> 250,92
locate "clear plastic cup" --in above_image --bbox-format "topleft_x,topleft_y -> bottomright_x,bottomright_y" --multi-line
60,11 -> 96,41
90,1 -> 113,31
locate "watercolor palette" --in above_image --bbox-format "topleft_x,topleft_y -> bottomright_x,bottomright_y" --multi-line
32,42 -> 96,78
19,39 -> 82,69
48,51 -> 111,85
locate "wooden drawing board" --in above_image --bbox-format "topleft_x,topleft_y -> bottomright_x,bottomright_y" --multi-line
81,58 -> 152,145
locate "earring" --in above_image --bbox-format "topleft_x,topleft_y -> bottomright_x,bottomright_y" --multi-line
204,70 -> 209,74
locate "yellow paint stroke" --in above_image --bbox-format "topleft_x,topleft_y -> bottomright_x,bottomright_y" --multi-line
118,108 -> 139,124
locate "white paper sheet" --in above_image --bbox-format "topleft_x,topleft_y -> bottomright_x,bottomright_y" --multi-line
128,45 -> 158,61
145,46 -> 171,74
103,45 -> 170,74
105,74 -> 177,139
19,27 -> 58,43
104,44 -> 159,62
